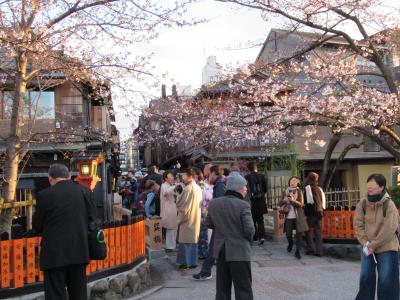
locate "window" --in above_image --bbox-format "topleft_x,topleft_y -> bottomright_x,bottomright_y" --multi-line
363,137 -> 381,152
2,92 -> 13,119
29,91 -> 55,119
60,96 -> 83,113
0,91 -> 55,120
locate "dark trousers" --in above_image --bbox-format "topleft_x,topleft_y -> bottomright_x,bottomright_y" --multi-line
285,218 -> 302,251
216,246 -> 253,300
252,212 -> 265,241
200,231 -> 215,276
44,264 -> 87,300
305,216 -> 323,255
356,250 -> 399,300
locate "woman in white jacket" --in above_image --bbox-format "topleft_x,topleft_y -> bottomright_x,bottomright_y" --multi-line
160,171 -> 178,251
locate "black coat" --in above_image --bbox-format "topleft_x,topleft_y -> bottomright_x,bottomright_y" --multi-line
245,172 -> 268,214
32,180 -> 93,271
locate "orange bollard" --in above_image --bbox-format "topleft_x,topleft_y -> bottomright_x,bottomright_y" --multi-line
109,227 -> 116,267
12,239 -> 25,288
115,225 -> 121,266
26,238 -> 36,284
121,225 -> 127,264
0,240 -> 11,288
102,229 -> 109,269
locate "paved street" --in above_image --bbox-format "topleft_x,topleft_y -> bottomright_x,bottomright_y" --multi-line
146,241 -> 360,300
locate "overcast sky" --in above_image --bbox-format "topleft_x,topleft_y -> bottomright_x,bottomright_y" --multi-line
114,0 -> 400,139
115,0 -> 274,138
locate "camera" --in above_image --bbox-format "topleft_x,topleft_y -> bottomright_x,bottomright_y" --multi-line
174,184 -> 183,195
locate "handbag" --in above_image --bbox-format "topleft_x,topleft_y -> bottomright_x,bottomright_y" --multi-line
278,204 -> 289,215
84,190 -> 107,260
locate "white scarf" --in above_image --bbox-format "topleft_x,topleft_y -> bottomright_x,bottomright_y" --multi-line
305,185 -> 326,209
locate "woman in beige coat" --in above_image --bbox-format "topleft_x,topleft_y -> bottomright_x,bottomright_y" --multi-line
176,168 -> 202,269
160,171 -> 178,251
354,173 -> 399,300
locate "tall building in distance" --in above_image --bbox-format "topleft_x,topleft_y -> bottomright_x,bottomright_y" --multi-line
202,55 -> 222,85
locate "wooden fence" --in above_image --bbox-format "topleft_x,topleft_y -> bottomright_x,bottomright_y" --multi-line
267,175 -> 290,209
0,217 -> 145,289
325,188 -> 361,209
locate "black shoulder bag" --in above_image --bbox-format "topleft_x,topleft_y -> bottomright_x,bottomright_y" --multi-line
84,190 -> 107,260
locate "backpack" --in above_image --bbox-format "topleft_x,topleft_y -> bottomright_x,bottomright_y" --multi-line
248,173 -> 265,200
149,193 -> 160,216
361,198 -> 400,242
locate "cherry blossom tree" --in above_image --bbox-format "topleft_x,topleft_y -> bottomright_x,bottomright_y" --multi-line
139,0 -> 400,189
0,0 -> 196,235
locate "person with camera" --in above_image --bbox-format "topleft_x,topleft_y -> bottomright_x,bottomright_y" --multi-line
160,171 -> 178,251
278,176 -> 308,259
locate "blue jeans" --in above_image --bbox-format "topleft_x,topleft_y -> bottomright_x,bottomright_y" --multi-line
198,224 -> 209,258
355,250 -> 399,300
200,231 -> 215,276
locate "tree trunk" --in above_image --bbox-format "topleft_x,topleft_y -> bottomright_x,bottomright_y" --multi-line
320,133 -> 342,190
0,54 -> 27,236
325,142 -> 364,189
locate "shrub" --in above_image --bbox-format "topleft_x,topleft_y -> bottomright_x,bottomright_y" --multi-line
388,185 -> 400,208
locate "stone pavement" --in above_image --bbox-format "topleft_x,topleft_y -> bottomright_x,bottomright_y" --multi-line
142,241 -> 361,300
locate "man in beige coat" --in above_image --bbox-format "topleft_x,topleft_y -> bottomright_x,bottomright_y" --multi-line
354,173 -> 399,300
176,168 -> 202,269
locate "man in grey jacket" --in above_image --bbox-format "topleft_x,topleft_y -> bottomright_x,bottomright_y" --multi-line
205,173 -> 255,300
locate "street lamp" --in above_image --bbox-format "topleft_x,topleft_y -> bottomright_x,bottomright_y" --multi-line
75,155 -> 102,190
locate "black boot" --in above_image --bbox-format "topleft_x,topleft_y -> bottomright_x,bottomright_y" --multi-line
287,243 -> 293,252
295,250 -> 301,259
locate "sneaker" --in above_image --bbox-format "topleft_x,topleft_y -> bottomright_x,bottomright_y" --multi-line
178,264 -> 188,270
192,273 -> 213,281
188,265 -> 198,269
287,244 -> 293,253
258,238 -> 265,245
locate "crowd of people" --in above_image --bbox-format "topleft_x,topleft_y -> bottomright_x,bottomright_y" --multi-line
114,163 -> 399,300
30,162 -> 400,300
116,162 -> 325,298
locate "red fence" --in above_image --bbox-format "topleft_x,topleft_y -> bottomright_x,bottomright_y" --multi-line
322,208 -> 400,240
322,211 -> 355,239
0,219 -> 145,289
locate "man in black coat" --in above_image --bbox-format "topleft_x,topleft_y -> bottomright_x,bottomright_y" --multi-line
33,163 -> 93,300
245,162 -> 268,245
